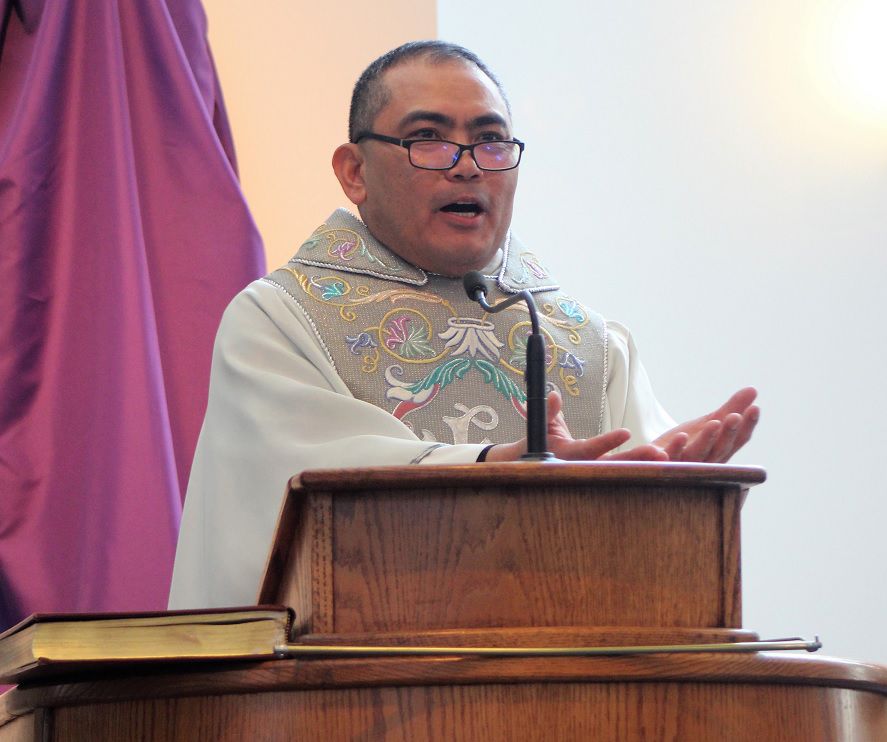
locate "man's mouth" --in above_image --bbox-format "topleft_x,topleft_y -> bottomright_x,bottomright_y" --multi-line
440,201 -> 484,218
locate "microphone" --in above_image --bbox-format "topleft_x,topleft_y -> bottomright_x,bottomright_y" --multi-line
462,271 -> 489,303
462,272 -> 555,461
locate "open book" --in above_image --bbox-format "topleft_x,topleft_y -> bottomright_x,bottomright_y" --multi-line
0,605 -> 294,684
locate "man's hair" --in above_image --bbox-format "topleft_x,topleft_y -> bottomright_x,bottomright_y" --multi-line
348,40 -> 509,143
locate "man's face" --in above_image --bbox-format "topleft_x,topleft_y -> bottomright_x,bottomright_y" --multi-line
349,58 -> 518,277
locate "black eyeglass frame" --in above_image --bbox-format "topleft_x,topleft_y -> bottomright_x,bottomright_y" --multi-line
354,132 -> 525,171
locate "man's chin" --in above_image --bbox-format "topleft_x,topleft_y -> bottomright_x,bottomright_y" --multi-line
423,244 -> 501,277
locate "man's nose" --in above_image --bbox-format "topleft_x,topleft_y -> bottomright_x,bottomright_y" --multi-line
446,148 -> 482,179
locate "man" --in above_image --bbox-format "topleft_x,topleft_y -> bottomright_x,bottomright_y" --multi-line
168,41 -> 758,609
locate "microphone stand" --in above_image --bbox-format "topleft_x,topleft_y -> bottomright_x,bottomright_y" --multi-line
463,272 -> 555,461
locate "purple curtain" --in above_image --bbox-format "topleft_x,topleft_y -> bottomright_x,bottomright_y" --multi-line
0,0 -> 265,628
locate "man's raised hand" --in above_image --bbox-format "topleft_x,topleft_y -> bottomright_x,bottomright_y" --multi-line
653,387 -> 759,463
484,389 -> 677,462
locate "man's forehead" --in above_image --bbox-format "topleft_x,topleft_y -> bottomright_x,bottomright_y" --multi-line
377,58 -> 511,126
396,109 -> 510,131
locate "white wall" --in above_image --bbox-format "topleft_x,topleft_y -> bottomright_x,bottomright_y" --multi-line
441,1 -> 887,663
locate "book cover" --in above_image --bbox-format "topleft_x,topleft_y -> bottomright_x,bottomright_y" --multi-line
0,606 -> 294,684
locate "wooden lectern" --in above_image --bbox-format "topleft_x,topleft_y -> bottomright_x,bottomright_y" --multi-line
2,462 -> 886,740
260,462 -> 755,643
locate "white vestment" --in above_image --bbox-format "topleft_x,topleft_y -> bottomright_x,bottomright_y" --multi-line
169,242 -> 674,609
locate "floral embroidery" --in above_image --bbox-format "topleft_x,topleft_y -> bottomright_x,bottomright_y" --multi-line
384,314 -> 434,358
514,252 -> 549,284
377,309 -> 448,364
345,332 -> 379,373
473,359 -> 527,410
387,359 -> 470,397
310,276 -> 348,300
438,318 -> 504,361
507,330 -> 555,370
556,298 -> 586,323
330,239 -> 358,261
508,339 -> 527,370
288,266 -> 457,326
274,213 -> 605,445
385,360 -> 466,419
346,332 -> 377,354
521,252 -> 549,279
300,226 -> 405,272
559,351 -> 586,377
385,358 -> 526,422
301,234 -> 323,251
540,296 -> 589,344
557,349 -> 586,396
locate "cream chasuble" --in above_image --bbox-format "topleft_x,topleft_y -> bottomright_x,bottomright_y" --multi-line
169,210 -> 675,609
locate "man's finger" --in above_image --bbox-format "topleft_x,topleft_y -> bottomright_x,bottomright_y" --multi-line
562,428 -> 631,460
709,413 -> 742,463
662,432 -> 689,460
714,386 -> 757,418
545,389 -> 575,441
715,406 -> 760,462
678,419 -> 721,461
546,388 -> 564,421
604,444 -> 669,462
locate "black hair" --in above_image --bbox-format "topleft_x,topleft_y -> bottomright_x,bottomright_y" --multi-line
348,40 -> 510,143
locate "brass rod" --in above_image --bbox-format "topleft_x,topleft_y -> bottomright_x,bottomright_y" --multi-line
275,637 -> 821,658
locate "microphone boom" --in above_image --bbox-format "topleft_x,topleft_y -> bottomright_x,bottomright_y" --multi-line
462,272 -> 554,461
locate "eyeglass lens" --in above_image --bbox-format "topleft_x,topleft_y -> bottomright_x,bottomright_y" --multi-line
410,141 -> 520,170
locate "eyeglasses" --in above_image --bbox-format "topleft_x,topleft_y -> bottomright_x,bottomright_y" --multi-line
354,132 -> 525,171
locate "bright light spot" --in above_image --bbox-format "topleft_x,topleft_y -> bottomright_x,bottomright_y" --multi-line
828,1 -> 887,117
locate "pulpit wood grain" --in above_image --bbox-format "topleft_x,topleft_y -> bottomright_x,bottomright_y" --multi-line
4,653 -> 886,742
329,484 -> 728,631
261,463 -> 761,634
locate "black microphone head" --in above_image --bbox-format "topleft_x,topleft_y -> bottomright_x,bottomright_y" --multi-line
463,271 -> 489,301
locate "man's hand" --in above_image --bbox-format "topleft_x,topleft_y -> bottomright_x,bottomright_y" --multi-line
485,390 -> 681,462
483,387 -> 758,463
653,387 -> 760,463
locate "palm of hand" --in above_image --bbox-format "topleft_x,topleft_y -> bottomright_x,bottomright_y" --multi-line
654,387 -> 759,463
486,387 -> 759,464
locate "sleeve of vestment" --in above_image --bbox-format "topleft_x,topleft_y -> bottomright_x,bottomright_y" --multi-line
168,280 -> 487,609
602,320 -> 676,449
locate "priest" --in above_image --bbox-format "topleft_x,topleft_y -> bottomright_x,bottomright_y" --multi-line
169,41 -> 758,609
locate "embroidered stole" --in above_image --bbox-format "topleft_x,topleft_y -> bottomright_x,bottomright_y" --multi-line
265,209 -> 608,446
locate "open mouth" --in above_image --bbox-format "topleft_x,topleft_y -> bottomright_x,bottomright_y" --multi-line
440,201 -> 484,218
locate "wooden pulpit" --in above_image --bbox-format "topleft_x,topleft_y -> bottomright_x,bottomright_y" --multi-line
260,462 -> 755,644
2,462 -> 886,740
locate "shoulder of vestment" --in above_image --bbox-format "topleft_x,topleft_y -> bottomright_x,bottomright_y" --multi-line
285,208 -> 560,294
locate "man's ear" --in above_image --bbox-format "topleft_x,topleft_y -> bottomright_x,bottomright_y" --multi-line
332,144 -> 367,205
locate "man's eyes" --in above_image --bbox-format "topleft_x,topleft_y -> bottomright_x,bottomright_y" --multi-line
405,129 -> 509,142
407,129 -> 441,140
